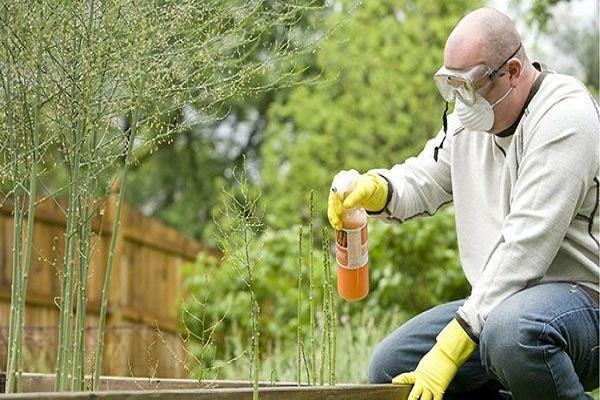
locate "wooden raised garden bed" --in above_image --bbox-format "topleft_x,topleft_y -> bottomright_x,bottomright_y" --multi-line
0,373 -> 411,400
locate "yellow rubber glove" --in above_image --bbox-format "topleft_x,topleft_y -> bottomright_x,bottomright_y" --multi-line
327,172 -> 388,230
392,319 -> 476,400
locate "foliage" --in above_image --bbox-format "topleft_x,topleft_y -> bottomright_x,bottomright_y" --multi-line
521,0 -> 572,30
188,306 -> 406,384
181,226 -> 325,373
367,208 -> 469,314
545,5 -> 599,97
180,207 -> 469,379
515,0 -> 598,98
213,165 -> 264,396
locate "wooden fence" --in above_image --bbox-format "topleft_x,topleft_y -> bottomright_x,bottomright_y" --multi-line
0,192 -> 217,378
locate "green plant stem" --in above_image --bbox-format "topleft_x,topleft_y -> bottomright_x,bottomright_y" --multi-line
6,196 -> 22,394
92,169 -> 127,390
71,0 -> 98,390
321,226 -> 334,385
324,229 -> 336,385
58,18 -> 97,385
329,259 -> 336,384
308,190 -> 315,384
6,33 -> 41,391
93,67 -> 143,389
4,53 -> 23,394
300,342 -> 310,385
242,222 -> 260,400
71,199 -> 92,391
92,130 -> 134,391
56,21 -> 90,387
14,95 -> 40,393
319,273 -> 327,386
296,226 -> 303,385
6,199 -> 22,393
55,145 -> 81,391
252,298 -> 260,400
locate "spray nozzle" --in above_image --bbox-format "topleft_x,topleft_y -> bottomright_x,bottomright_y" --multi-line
331,169 -> 359,199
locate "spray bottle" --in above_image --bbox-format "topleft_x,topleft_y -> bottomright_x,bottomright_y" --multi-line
332,170 -> 369,302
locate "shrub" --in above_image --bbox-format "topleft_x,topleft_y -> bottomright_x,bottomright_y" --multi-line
180,206 -> 470,379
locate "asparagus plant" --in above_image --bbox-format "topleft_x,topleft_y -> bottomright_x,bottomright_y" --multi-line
1,0 -> 322,393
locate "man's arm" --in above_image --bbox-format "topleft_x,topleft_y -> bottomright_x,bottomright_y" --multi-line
369,114 -> 460,222
457,98 -> 599,337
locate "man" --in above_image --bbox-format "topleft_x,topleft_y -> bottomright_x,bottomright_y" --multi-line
327,7 -> 599,400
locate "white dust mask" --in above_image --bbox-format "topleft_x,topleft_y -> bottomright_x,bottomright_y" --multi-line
456,86 -> 513,132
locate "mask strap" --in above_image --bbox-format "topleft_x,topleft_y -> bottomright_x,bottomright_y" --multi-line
491,86 -> 513,108
433,101 -> 449,162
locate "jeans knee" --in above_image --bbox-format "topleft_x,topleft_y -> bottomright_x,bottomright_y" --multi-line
368,342 -> 393,383
480,304 -> 543,376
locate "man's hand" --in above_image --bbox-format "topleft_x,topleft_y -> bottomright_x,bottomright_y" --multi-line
327,171 -> 388,230
392,319 -> 476,400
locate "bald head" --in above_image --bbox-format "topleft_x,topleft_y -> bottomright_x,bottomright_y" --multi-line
444,8 -> 525,70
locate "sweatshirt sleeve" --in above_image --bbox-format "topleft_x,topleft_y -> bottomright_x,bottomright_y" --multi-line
368,114 -> 461,223
457,97 -> 599,337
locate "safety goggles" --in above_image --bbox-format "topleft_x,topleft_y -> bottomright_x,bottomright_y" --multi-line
433,44 -> 522,106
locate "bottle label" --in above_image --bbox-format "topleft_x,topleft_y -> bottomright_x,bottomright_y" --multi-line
335,223 -> 368,269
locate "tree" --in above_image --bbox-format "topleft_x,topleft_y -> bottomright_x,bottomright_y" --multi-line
125,2 -> 326,243
515,0 -> 598,96
546,3 -> 599,97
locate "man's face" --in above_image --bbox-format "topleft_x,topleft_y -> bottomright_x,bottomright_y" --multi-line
443,45 -> 519,133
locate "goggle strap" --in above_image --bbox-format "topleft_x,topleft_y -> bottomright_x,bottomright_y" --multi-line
488,43 -> 522,81
433,101 -> 449,162
442,101 -> 449,134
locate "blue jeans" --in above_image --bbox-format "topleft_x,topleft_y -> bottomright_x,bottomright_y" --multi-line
368,282 -> 599,400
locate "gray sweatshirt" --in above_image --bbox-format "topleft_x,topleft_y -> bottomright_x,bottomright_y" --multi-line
370,67 -> 599,337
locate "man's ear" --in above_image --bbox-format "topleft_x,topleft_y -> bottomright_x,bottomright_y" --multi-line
507,59 -> 523,86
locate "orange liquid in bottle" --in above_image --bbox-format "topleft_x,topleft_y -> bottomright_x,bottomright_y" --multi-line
336,264 -> 369,301
335,208 -> 369,302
